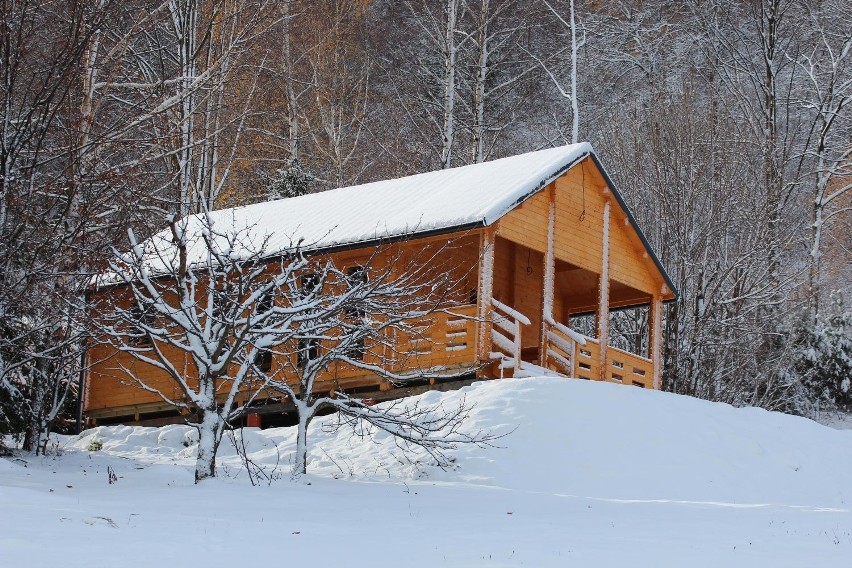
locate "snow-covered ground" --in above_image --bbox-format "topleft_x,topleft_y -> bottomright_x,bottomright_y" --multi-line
2,378 -> 851,567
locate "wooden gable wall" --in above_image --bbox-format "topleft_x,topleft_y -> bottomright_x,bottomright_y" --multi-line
495,157 -> 667,300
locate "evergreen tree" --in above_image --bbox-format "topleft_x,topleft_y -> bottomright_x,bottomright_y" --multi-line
265,158 -> 316,200
795,292 -> 852,411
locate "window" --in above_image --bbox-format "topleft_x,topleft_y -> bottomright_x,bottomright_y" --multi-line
346,265 -> 367,286
129,302 -> 154,346
345,265 -> 367,319
346,336 -> 366,361
255,350 -> 273,372
297,337 -> 319,368
300,273 -> 320,297
254,291 -> 274,372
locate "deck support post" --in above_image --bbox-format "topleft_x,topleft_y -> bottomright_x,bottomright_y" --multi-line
597,201 -> 611,382
649,294 -> 663,389
477,228 -> 496,376
539,184 -> 557,371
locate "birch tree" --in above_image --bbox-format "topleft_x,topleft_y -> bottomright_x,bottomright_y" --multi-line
535,0 -> 584,143
465,0 -> 537,162
393,0 -> 472,169
793,0 -> 852,314
301,0 -> 373,187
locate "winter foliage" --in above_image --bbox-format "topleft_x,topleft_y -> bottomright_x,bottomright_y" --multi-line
264,158 -> 316,200
795,292 -> 852,410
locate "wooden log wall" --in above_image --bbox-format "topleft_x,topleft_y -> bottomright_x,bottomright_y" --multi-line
85,234 -> 482,419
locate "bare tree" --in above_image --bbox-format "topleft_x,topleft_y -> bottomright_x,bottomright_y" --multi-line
0,0 -> 123,452
257,241 -> 484,475
792,0 -> 852,314
534,0 -> 585,143
301,0 -> 373,187
465,0 -> 537,162
95,212 -> 485,480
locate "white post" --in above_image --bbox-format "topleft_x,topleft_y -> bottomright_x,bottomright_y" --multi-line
477,229 -> 496,371
540,185 -> 556,369
598,201 -> 611,381
650,295 -> 663,389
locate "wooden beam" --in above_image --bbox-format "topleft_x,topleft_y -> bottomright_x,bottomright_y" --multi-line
598,201 -> 611,382
650,294 -> 663,389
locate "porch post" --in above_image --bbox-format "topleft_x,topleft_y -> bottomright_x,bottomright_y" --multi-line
539,184 -> 556,368
649,294 -> 663,389
477,227 -> 496,375
597,201 -> 611,382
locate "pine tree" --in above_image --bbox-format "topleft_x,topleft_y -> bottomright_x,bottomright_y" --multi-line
265,158 -> 316,200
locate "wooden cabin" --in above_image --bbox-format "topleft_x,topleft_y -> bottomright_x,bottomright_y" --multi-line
84,143 -> 676,424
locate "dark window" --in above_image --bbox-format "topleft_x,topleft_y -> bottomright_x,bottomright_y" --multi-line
345,265 -> 367,319
297,337 -> 319,368
129,303 -> 154,346
346,336 -> 366,361
346,265 -> 367,286
255,350 -> 273,372
300,273 -> 320,297
254,292 -> 274,372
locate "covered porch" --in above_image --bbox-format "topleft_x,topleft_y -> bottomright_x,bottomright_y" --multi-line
476,181 -> 666,389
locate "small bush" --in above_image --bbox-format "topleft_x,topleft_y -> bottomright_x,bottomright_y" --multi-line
87,439 -> 103,452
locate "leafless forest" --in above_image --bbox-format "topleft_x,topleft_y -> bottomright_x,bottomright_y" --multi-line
1,0 -> 850,448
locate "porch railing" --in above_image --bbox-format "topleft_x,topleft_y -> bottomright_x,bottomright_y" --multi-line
605,346 -> 653,388
489,298 -> 530,372
542,316 -> 587,376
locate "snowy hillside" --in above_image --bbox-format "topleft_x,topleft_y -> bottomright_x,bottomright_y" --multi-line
2,378 -> 851,567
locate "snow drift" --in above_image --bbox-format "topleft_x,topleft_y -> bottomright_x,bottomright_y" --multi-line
69,377 -> 851,506
2,378 -> 851,567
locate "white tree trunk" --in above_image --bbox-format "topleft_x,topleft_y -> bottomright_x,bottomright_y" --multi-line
283,0 -> 299,160
294,408 -> 312,475
569,0 -> 579,143
440,0 -> 459,169
472,0 -> 490,163
195,407 -> 223,482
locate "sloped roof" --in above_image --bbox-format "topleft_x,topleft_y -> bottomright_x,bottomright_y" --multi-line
106,143 -> 676,296
206,142 -> 594,254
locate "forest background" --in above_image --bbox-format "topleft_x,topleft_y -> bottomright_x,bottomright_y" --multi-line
1,0 -> 850,449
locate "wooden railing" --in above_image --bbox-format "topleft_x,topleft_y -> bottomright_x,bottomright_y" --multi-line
542,317 -> 586,376
489,298 -> 531,373
574,336 -> 601,381
605,346 -> 653,388
541,319 -> 654,388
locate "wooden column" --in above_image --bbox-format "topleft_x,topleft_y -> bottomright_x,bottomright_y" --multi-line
539,184 -> 556,367
597,200 -> 611,382
477,227 -> 496,375
649,294 -> 664,390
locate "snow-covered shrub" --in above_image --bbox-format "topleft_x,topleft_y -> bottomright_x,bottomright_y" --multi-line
794,292 -> 852,411
265,158 -> 315,200
87,439 -> 103,452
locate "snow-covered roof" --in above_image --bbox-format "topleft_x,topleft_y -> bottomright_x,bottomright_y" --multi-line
103,143 -> 675,296
206,142 -> 593,255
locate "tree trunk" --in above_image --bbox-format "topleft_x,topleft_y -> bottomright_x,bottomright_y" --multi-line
440,0 -> 459,169
283,0 -> 299,160
194,408 -> 222,483
294,410 -> 312,475
472,0 -> 489,163
569,0 -> 579,143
